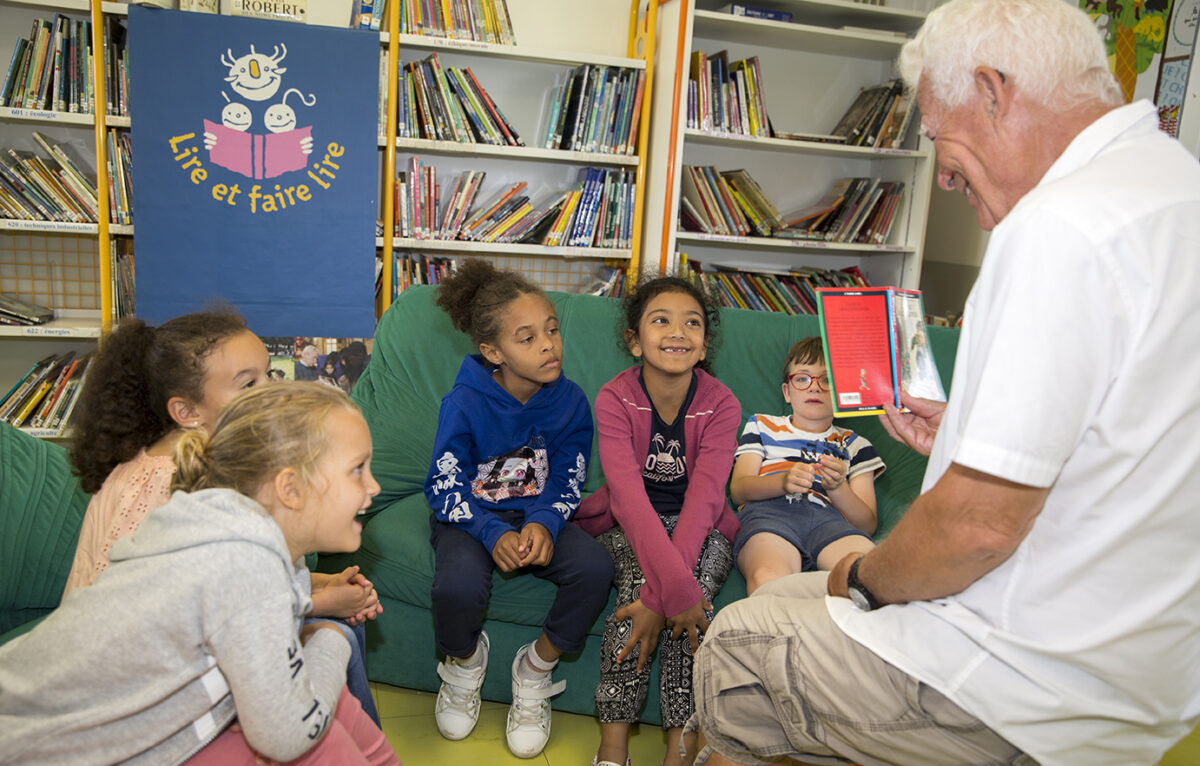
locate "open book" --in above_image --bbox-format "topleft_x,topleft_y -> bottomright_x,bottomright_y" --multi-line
815,286 -> 946,417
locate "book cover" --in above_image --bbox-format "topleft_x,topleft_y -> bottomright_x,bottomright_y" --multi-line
203,120 -> 311,180
815,287 -> 945,417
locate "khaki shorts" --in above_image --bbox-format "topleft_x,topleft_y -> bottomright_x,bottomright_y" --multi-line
690,572 -> 1035,766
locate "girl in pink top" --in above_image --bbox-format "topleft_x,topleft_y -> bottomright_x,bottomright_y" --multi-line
574,278 -> 741,766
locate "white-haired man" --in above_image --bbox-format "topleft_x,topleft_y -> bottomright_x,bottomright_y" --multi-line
691,1 -> 1200,765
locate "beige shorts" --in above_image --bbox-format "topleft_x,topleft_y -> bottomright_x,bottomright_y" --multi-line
690,572 -> 1036,766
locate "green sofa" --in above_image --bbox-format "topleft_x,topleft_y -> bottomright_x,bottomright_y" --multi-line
319,285 -> 959,724
0,424 -> 90,642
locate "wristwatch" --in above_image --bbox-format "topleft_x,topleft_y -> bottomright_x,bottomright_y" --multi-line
847,556 -> 882,611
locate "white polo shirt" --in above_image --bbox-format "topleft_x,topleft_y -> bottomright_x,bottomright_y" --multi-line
829,101 -> 1200,765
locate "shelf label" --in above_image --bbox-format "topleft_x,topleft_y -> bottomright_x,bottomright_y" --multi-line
1,220 -> 95,233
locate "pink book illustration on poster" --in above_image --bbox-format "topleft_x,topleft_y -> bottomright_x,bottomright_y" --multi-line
204,120 -> 311,179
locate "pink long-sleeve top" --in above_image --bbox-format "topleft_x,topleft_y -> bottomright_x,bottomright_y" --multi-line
574,366 -> 740,617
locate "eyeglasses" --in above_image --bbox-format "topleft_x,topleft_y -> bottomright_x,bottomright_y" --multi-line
787,372 -> 830,392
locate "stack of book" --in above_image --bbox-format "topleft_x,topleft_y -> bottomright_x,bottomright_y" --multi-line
828,79 -> 916,149
680,166 -> 783,237
366,0 -> 517,44
398,53 -> 523,146
393,252 -> 455,295
691,264 -> 869,315
1,14 -> 129,116
0,294 -> 53,326
686,50 -> 772,138
110,239 -> 134,320
1,351 -> 92,433
777,177 -> 905,244
541,64 -> 646,155
0,132 -> 101,224
107,129 -> 132,225
394,161 -> 634,250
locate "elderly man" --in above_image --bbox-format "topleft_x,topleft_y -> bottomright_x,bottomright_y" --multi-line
691,1 -> 1200,765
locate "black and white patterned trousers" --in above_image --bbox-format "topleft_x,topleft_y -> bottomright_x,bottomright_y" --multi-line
594,514 -> 732,729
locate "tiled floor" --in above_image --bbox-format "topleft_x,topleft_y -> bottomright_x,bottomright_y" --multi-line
372,682 -> 1200,766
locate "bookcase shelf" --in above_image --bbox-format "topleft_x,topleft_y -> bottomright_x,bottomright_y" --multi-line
377,0 -> 655,303
390,137 -> 641,167
382,236 -> 632,261
2,0 -> 127,439
380,31 -> 646,71
640,0 -> 935,290
683,127 -> 928,159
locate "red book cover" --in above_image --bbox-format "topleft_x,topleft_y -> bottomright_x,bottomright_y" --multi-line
815,287 -> 898,416
204,120 -> 311,180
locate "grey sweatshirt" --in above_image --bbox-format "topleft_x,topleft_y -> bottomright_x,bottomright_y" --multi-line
0,488 -> 351,765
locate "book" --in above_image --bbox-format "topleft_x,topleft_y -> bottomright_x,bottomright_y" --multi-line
718,3 -> 793,23
202,121 -> 311,180
815,286 -> 946,417
0,294 -> 53,325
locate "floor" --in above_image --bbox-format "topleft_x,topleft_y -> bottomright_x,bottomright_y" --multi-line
371,682 -> 1200,766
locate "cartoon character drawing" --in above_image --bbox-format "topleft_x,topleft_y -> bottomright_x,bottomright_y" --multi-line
219,92 -> 252,131
203,42 -> 315,180
264,88 -> 317,158
224,44 -> 287,103
497,456 -> 530,484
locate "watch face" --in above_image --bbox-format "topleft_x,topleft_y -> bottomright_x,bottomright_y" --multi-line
849,587 -> 872,611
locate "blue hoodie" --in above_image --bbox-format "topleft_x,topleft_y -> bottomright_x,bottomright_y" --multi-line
425,355 -> 593,552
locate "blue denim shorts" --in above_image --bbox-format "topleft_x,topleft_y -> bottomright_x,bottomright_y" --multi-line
731,496 -> 870,568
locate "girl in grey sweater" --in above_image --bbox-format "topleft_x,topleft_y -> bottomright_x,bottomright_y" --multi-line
0,383 -> 400,766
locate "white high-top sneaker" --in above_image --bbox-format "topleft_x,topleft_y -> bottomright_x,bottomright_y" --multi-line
434,631 -> 489,740
505,644 -> 566,758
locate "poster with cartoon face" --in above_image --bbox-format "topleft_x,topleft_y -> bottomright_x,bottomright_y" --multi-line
128,7 -> 379,338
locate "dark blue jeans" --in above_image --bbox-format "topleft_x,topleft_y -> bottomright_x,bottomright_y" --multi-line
429,511 -> 614,658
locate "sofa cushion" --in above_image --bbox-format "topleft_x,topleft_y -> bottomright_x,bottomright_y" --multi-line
0,424 -> 90,636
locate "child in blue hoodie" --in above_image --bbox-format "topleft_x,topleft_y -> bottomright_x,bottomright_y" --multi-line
424,260 -> 613,759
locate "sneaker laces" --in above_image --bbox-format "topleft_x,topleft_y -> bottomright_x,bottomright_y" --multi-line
509,674 -> 566,726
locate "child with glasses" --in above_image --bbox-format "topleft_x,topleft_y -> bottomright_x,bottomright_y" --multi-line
729,337 -> 884,594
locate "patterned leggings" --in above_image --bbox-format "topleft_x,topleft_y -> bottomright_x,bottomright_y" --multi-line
595,515 -> 732,729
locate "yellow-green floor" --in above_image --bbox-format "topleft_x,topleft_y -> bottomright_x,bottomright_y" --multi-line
371,682 -> 1200,766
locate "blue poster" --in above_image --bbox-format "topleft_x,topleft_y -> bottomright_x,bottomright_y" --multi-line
128,6 -> 378,337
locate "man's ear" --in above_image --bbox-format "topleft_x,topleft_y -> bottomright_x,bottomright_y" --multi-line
166,396 -> 202,428
974,66 -> 1010,122
479,342 -> 504,366
273,467 -> 306,511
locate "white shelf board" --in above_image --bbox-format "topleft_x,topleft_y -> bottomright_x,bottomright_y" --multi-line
684,129 -> 927,159
693,10 -> 908,59
0,0 -> 127,13
381,237 -> 631,260
0,315 -> 102,338
389,137 -> 640,166
379,32 -> 645,70
696,0 -> 924,34
676,230 -> 913,254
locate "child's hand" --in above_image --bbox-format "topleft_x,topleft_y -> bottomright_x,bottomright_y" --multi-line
614,598 -> 667,673
310,566 -> 381,620
492,530 -> 522,572
667,598 -> 712,653
783,461 -> 819,495
517,522 -> 554,568
816,455 -> 849,492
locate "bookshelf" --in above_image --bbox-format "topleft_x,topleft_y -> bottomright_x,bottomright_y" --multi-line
641,0 -> 936,290
376,0 -> 656,307
1,0 -> 126,437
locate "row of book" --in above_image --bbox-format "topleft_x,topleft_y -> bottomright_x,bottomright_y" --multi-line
1,14 -> 129,117
581,264 -> 628,299
689,264 -> 871,315
110,239 -> 134,321
392,252 -> 455,295
359,0 -> 517,44
778,177 -> 905,244
392,160 -> 635,249
107,130 -> 132,226
0,293 -> 52,326
828,79 -> 916,149
680,165 -> 783,237
397,53 -> 523,146
1,351 -> 92,433
0,131 -> 131,226
686,50 -> 772,138
541,64 -> 646,156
